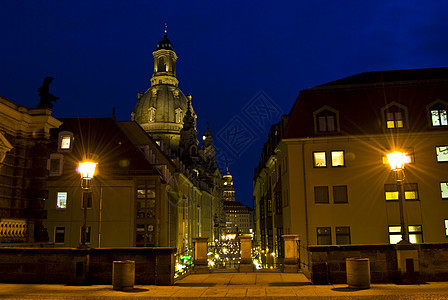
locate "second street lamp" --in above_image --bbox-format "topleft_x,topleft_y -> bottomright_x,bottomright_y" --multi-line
78,161 -> 97,248
386,151 -> 410,244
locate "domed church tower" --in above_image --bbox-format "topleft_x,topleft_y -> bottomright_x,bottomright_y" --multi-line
132,26 -> 195,152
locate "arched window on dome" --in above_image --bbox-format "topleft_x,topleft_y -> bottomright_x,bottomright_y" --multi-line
148,107 -> 156,122
175,108 -> 183,124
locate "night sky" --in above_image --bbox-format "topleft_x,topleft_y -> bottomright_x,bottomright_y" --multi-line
2,1 -> 448,208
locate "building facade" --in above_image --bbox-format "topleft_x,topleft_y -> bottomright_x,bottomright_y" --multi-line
254,67 -> 448,268
0,95 -> 61,244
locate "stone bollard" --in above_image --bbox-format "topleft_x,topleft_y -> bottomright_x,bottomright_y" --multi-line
193,237 -> 209,274
282,234 -> 300,273
346,258 -> 370,289
238,234 -> 253,272
112,260 -> 135,291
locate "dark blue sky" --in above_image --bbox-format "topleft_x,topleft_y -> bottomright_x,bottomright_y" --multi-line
2,1 -> 448,208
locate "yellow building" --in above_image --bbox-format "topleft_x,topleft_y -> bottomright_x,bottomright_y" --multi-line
0,95 -> 61,244
254,67 -> 448,269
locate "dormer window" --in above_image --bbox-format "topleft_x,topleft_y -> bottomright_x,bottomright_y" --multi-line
313,106 -> 339,133
427,100 -> 448,127
382,102 -> 408,129
58,131 -> 74,152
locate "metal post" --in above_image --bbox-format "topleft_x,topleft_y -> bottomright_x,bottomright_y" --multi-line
81,190 -> 88,247
395,170 -> 409,244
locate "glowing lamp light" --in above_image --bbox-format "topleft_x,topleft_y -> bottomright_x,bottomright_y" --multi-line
79,162 -> 97,179
387,152 -> 408,171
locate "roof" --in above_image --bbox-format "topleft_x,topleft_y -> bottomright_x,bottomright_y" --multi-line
284,67 -> 448,139
155,32 -> 174,51
224,201 -> 252,212
52,118 -> 160,177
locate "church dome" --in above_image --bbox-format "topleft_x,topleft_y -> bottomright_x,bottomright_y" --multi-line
156,33 -> 174,51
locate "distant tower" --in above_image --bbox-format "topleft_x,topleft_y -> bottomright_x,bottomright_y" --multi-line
132,25 -> 196,151
222,168 -> 235,202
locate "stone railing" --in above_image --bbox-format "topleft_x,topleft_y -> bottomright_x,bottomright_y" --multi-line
0,219 -> 27,242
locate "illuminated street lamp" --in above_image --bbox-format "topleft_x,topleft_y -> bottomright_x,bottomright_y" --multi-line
386,151 -> 410,244
78,161 -> 97,248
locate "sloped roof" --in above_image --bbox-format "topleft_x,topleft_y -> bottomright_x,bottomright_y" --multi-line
284,67 -> 448,139
53,118 -> 160,177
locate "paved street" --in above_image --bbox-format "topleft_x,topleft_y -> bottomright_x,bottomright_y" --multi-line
1,272 -> 448,299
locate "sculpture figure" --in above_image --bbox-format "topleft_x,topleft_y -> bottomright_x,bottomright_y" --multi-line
37,77 -> 59,109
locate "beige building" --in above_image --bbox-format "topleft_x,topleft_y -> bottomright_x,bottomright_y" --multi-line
254,67 -> 448,267
0,95 -> 61,244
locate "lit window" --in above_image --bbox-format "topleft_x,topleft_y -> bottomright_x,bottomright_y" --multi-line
440,182 -> 448,200
60,135 -> 71,149
386,111 -> 404,128
58,131 -> 73,152
333,185 -> 348,203
404,183 -> 419,201
313,151 -> 326,167
385,184 -> 399,201
317,227 -> 331,245
82,192 -> 92,209
336,226 -> 350,245
55,227 -> 65,244
57,192 -> 67,209
314,186 -> 329,204
389,226 -> 402,244
409,225 -> 423,243
431,109 -> 448,126
331,150 -> 345,167
436,146 -> 448,162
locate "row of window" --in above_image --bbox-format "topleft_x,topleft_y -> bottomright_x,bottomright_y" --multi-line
314,101 -> 448,134
54,226 -> 91,244
314,183 -> 448,203
312,146 -> 448,169
56,191 -> 92,210
316,225 -> 423,245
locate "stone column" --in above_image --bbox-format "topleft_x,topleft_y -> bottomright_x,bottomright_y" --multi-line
282,234 -> 300,273
238,234 -> 253,272
192,237 -> 209,274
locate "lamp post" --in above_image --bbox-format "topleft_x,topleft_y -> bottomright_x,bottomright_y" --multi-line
386,151 -> 410,244
78,161 -> 97,248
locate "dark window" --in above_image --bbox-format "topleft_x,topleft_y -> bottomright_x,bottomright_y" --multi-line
136,181 -> 156,219
55,227 -> 65,244
49,158 -> 60,173
336,226 -> 351,245
316,110 -> 337,132
81,226 -> 91,244
82,191 -> 92,209
333,185 -> 348,203
314,186 -> 329,204
317,227 -> 331,245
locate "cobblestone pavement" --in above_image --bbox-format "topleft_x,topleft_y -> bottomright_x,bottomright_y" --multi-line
1,272 -> 448,299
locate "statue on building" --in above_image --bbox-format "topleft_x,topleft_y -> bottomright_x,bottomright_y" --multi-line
37,77 -> 59,109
